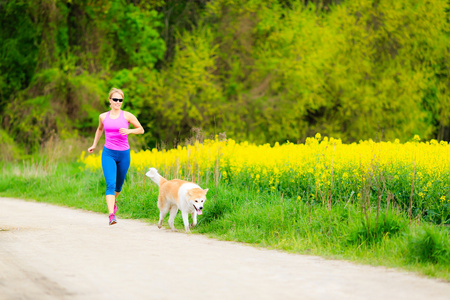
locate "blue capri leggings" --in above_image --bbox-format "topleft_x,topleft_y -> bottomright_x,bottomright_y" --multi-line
101,147 -> 131,195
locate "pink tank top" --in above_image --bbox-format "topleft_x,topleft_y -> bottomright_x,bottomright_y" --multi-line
103,110 -> 130,151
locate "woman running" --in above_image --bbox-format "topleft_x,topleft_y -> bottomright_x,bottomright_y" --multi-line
88,88 -> 144,225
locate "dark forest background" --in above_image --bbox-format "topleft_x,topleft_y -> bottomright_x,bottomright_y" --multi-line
1,0 -> 449,157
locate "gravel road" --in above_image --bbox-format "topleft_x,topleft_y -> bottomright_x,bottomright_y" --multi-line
0,197 -> 449,300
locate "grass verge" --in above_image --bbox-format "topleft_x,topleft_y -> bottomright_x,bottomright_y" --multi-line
1,161 -> 449,281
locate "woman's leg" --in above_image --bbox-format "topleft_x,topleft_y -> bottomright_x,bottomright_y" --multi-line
114,191 -> 120,214
102,148 -> 118,215
115,149 -> 131,195
106,195 -> 115,214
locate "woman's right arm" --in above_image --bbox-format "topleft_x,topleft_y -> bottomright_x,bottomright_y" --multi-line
88,114 -> 105,153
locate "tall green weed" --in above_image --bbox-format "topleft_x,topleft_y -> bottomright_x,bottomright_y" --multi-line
406,225 -> 450,265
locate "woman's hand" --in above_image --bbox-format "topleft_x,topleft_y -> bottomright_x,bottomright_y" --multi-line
88,146 -> 96,153
119,128 -> 130,135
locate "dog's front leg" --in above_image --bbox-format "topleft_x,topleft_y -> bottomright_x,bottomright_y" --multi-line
190,211 -> 197,228
181,211 -> 191,233
168,206 -> 179,232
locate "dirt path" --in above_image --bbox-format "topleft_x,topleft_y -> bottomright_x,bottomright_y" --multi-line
0,197 -> 449,300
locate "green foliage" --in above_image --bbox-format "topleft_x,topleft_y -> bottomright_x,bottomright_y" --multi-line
106,1 -> 166,68
195,0 -> 450,143
406,225 -> 450,265
0,1 -> 41,107
346,211 -> 408,246
145,26 -> 227,144
1,0 -> 450,154
3,67 -> 107,153
0,0 -> 166,153
0,130 -> 23,161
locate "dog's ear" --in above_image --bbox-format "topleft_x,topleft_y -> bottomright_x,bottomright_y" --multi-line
204,188 -> 209,194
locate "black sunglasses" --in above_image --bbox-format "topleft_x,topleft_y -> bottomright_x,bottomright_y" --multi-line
111,98 -> 123,102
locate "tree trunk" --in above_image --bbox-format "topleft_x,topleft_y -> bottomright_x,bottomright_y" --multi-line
438,124 -> 450,142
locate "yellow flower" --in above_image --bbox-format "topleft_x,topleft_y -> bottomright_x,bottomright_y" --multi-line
80,136 -> 449,209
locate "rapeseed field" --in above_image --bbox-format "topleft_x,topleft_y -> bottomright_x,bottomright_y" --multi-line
81,134 -> 450,225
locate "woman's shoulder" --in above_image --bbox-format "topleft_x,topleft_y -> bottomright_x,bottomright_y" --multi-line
99,112 -> 108,121
122,111 -> 135,119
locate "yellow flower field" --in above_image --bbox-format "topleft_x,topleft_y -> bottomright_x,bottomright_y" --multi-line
81,134 -> 450,224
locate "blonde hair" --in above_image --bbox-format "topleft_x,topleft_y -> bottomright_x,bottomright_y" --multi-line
109,88 -> 124,100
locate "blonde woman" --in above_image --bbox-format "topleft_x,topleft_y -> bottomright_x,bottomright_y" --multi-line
88,88 -> 144,225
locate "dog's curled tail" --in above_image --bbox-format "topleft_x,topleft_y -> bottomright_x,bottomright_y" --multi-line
145,168 -> 166,187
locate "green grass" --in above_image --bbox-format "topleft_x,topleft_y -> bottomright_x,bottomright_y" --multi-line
1,161 -> 449,281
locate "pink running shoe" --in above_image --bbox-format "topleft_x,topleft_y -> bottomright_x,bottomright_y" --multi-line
109,214 -> 117,225
114,200 -> 117,215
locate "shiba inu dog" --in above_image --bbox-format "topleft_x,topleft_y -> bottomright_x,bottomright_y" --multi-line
145,168 -> 208,233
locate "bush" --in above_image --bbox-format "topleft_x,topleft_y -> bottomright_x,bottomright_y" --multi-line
406,225 -> 450,265
346,210 -> 408,246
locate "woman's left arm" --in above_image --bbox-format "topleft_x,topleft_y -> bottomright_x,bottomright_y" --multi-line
120,112 -> 145,135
